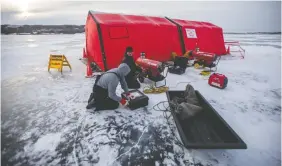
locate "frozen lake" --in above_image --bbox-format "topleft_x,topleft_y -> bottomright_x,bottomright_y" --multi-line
1,34 -> 281,166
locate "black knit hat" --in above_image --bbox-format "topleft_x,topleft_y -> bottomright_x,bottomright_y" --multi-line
126,46 -> 133,53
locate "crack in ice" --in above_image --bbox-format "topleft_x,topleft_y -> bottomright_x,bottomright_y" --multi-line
72,111 -> 88,166
108,125 -> 148,166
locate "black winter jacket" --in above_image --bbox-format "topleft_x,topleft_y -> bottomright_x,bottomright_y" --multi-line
122,53 -> 142,80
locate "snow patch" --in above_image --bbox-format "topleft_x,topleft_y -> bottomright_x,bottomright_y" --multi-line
33,133 -> 62,152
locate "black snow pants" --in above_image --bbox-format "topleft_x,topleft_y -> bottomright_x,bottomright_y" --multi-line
93,84 -> 119,111
125,73 -> 141,89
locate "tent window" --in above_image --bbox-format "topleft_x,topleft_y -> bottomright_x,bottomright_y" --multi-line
109,26 -> 129,39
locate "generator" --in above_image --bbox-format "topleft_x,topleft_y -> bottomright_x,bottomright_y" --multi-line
208,73 -> 228,89
121,89 -> 149,110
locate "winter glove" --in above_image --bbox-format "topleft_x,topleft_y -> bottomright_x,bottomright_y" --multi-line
120,98 -> 128,106
122,92 -> 131,100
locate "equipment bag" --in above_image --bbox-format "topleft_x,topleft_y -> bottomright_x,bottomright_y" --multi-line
171,84 -> 203,120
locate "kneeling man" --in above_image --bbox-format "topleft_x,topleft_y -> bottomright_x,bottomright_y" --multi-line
87,63 -> 130,111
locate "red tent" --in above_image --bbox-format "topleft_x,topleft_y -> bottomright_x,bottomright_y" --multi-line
85,11 -> 182,71
85,11 -> 228,71
165,18 -> 227,55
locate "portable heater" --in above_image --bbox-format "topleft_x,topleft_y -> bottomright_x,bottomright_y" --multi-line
192,51 -> 221,71
135,57 -> 168,87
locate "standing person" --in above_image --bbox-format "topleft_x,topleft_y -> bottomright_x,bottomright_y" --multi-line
86,63 -> 131,111
122,46 -> 141,89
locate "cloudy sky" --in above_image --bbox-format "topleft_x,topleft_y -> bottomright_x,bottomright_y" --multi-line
1,0 -> 281,32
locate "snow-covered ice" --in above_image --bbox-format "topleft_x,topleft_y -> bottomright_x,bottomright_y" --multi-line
1,34 -> 281,166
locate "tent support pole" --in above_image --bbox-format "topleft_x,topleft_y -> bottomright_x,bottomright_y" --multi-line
89,11 -> 108,71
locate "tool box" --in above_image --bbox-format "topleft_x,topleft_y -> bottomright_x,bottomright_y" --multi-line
122,89 -> 149,110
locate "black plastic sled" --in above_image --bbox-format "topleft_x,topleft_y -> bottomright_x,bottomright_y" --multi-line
166,90 -> 247,149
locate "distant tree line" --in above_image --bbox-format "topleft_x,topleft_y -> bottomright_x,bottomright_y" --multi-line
1,25 -> 85,34
1,25 -> 280,35
224,32 -> 281,35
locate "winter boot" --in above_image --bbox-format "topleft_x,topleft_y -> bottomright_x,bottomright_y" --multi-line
86,98 -> 96,109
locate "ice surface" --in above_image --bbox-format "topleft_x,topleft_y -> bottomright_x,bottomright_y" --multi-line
1,34 -> 281,166
33,133 -> 62,152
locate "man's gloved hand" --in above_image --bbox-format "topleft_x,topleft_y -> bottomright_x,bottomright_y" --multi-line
123,92 -> 131,99
120,98 -> 128,106
124,92 -> 136,101
125,92 -> 130,96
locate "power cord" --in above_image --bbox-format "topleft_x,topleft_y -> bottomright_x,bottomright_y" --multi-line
152,101 -> 186,149
168,81 -> 194,89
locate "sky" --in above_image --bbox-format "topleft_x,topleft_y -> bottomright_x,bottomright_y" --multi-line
1,0 -> 281,32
